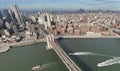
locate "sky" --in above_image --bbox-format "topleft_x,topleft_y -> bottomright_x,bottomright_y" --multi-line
0,0 -> 120,11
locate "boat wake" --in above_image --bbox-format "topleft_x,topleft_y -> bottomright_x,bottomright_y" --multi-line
69,52 -> 120,67
97,57 -> 120,67
39,62 -> 56,70
69,52 -> 115,57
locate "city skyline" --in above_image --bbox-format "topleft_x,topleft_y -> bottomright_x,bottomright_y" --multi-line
0,0 -> 120,11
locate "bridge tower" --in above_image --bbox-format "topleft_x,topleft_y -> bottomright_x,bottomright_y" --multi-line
46,35 -> 53,50
51,34 -> 54,41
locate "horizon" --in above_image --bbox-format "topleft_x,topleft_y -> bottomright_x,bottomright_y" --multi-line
0,0 -> 120,11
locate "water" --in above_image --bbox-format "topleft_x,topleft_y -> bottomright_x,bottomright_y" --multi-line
58,38 -> 120,71
69,52 -> 115,57
97,57 -> 120,67
0,43 -> 68,71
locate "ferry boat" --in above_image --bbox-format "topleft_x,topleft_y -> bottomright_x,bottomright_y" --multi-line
32,64 -> 41,71
97,57 -> 120,67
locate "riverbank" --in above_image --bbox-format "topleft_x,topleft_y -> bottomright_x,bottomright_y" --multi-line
1,35 -> 120,53
0,38 -> 46,53
56,35 -> 120,39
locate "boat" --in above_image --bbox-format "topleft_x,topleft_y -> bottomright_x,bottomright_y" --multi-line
32,64 -> 41,71
97,57 -> 120,67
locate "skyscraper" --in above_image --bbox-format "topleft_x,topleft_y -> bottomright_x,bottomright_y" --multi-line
5,21 -> 11,29
8,10 -> 17,24
0,11 -> 3,28
44,13 -> 51,29
11,5 -> 24,28
2,9 -> 12,22
13,25 -> 18,35
0,11 -> 2,20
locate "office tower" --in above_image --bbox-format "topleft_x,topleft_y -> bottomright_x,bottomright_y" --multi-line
38,16 -> 44,25
0,21 -> 2,29
0,11 -> 3,28
44,14 -> 47,29
3,29 -> 10,37
0,11 -> 2,20
56,15 -> 60,22
37,12 -> 42,25
50,14 -> 53,22
11,5 -> 24,28
8,10 -> 17,24
13,25 -> 18,35
46,13 -> 51,27
2,9 -> 12,23
44,13 -> 51,29
5,21 -> 11,29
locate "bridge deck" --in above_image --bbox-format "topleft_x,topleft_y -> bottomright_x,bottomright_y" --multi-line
50,40 -> 82,71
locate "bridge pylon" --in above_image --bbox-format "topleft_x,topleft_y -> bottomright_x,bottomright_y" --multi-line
46,35 -> 53,50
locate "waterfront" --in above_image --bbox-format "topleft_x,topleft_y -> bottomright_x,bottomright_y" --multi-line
58,38 -> 120,71
0,43 -> 68,71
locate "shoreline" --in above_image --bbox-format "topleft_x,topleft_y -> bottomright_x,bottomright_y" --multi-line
56,35 -> 120,39
0,35 -> 120,53
0,38 -> 46,53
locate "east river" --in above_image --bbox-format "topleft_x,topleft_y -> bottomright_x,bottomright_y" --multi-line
0,43 -> 68,71
58,38 -> 120,71
0,38 -> 120,71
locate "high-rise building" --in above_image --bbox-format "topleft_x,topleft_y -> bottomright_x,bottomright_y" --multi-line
8,10 -> 17,24
11,5 -> 24,28
38,16 -> 44,25
3,29 -> 10,37
0,11 -> 3,28
2,9 -> 12,23
44,13 -> 51,29
0,11 -> 3,20
5,21 -> 11,29
13,25 -> 18,35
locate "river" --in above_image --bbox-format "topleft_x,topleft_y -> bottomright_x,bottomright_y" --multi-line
0,43 -> 68,71
58,38 -> 120,71
1,38 -> 120,71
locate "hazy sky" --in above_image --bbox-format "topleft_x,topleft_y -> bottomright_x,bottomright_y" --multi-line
0,0 -> 120,10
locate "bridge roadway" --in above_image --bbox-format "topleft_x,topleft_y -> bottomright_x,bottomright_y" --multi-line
40,28 -> 82,71
48,37 -> 82,71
